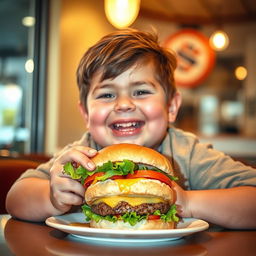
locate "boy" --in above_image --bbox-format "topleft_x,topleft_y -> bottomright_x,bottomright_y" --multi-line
6,29 -> 256,228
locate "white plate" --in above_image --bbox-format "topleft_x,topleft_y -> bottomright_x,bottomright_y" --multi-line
46,213 -> 209,244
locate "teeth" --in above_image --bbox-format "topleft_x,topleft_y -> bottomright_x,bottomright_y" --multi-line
114,122 -> 138,128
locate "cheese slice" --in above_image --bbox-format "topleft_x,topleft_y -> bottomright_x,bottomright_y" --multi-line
93,195 -> 164,208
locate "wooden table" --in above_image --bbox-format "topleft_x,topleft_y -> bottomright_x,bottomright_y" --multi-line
1,215 -> 256,255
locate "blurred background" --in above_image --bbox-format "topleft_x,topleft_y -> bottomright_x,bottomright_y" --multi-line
0,0 -> 255,163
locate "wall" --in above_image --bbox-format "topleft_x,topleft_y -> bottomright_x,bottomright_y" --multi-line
59,0 -> 117,148
45,0 -> 60,155
46,0 -> 115,153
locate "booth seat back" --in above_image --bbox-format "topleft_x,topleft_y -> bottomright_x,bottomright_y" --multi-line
0,159 -> 40,214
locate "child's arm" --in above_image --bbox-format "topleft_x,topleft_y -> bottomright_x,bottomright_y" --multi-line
173,182 -> 256,229
6,146 -> 97,222
6,178 -> 64,221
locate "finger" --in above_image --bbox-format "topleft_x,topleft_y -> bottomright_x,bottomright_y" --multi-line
60,192 -> 84,206
50,184 -> 84,211
51,174 -> 85,198
62,178 -> 85,197
57,148 -> 97,170
50,162 -> 71,178
74,146 -> 98,157
66,146 -> 98,160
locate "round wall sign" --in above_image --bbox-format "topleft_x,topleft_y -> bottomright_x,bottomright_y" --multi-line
163,29 -> 215,88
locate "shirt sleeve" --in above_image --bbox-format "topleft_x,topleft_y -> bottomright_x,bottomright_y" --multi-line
17,132 -> 92,181
18,159 -> 54,180
188,140 -> 256,190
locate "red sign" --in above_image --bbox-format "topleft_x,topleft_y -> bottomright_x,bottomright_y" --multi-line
164,29 -> 215,88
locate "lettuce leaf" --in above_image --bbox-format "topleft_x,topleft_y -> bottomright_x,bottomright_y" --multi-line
64,160 -> 178,185
63,160 -> 137,185
96,160 -> 135,181
153,204 -> 179,222
63,162 -> 96,185
81,204 -> 179,226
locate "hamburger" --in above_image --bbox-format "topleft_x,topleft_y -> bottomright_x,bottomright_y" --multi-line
64,143 -> 179,230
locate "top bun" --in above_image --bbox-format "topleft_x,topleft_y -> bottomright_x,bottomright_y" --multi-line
91,143 -> 173,175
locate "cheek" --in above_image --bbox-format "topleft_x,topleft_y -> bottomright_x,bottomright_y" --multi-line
142,102 -> 168,120
87,103 -> 110,125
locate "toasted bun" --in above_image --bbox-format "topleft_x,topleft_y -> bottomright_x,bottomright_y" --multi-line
85,179 -> 174,205
90,219 -> 175,230
91,143 -> 173,175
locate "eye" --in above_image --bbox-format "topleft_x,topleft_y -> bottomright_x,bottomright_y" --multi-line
133,89 -> 152,97
96,93 -> 115,99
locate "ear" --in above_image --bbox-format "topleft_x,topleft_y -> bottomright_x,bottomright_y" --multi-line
168,91 -> 182,123
78,101 -> 89,127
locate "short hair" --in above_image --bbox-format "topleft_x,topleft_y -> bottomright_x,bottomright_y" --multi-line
77,28 -> 177,109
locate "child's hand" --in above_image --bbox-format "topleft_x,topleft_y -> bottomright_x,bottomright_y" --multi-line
172,181 -> 192,218
49,146 -> 97,215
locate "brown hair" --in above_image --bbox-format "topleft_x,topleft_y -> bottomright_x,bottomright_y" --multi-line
77,28 -> 177,108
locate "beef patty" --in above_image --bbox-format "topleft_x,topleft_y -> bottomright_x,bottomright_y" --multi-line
91,201 -> 170,216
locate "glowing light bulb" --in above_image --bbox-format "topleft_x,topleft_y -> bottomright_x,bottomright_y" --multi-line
104,0 -> 140,29
209,30 -> 229,51
235,66 -> 247,80
25,59 -> 34,73
22,16 -> 35,27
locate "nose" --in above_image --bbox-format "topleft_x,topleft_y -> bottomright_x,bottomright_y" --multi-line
114,96 -> 136,112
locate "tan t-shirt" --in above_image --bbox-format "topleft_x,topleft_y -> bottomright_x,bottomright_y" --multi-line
18,127 -> 256,190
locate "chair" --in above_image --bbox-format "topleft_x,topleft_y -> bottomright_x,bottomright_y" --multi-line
0,159 -> 40,214
18,153 -> 51,163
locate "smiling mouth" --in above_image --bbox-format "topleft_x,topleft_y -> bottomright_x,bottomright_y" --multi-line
110,121 -> 144,130
109,121 -> 145,136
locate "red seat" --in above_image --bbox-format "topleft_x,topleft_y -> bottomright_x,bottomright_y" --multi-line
0,159 -> 40,214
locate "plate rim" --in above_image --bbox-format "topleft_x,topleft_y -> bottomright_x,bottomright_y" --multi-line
46,212 -> 209,237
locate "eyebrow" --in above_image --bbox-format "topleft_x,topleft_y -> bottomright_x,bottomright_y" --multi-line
130,80 -> 158,90
91,80 -> 157,94
132,81 -> 158,88
90,83 -> 114,95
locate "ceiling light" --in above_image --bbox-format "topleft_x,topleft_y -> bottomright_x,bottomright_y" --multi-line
22,16 -> 35,27
25,59 -> 34,73
104,0 -> 140,29
209,30 -> 229,51
235,66 -> 247,80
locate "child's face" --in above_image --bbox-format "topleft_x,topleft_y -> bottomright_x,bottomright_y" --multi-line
80,60 -> 180,149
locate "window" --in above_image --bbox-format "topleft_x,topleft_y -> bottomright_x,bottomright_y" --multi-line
0,0 -> 48,155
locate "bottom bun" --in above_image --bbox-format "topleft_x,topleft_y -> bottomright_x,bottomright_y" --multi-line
90,219 -> 175,230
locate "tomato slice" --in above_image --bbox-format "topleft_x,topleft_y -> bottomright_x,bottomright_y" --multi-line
109,175 -> 124,180
84,170 -> 172,188
84,172 -> 105,188
83,172 -> 123,188
126,170 -> 172,188
148,215 -> 161,220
